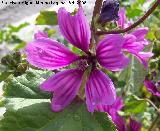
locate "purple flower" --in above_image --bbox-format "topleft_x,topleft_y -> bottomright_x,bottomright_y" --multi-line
144,79 -> 160,97
25,7 -> 129,112
99,0 -> 120,23
96,97 -> 126,130
117,8 -> 128,29
34,31 -> 48,40
113,115 -> 127,131
96,97 -> 124,120
129,117 -> 141,131
114,117 -> 141,131
96,98 -> 141,131
117,8 -> 153,68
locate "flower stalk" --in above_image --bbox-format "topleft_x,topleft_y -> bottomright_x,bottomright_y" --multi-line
96,0 -> 160,35
145,98 -> 159,112
149,113 -> 160,131
90,0 -> 103,48
91,0 -> 103,29
140,97 -> 160,130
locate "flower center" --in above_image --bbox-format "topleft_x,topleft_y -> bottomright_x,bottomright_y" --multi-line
87,53 -> 97,68
78,59 -> 89,71
78,53 -> 97,71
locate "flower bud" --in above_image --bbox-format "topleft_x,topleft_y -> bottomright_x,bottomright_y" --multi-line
98,0 -> 120,24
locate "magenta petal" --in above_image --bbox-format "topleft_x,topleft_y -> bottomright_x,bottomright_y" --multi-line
96,34 -> 130,71
41,69 -> 83,111
96,97 -> 124,113
96,104 -> 117,120
123,34 -> 144,53
117,8 -> 126,29
140,39 -> 150,45
96,104 -> 127,131
132,52 -> 153,68
25,38 -> 79,70
34,31 -> 48,40
131,27 -> 149,42
85,69 -> 116,112
114,115 -> 127,131
129,118 -> 141,131
111,97 -> 124,111
40,69 -> 83,91
96,97 -> 124,120
144,79 -> 160,97
96,98 -> 126,131
58,7 -> 91,52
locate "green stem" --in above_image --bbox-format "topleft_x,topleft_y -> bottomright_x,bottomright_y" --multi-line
91,0 -> 103,29
145,98 -> 159,112
136,97 -> 159,112
90,0 -> 103,50
140,97 -> 160,130
149,114 -> 160,131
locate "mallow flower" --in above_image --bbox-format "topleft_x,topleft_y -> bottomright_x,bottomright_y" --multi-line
144,78 -> 160,97
96,97 -> 126,130
118,8 -> 153,68
25,7 -> 129,112
114,116 -> 141,131
96,97 -> 141,131
129,118 -> 142,131
96,97 -> 124,120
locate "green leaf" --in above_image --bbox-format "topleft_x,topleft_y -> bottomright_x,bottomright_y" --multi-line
3,69 -> 52,99
126,8 -> 143,18
1,98 -> 116,131
155,29 -> 160,40
124,95 -> 147,114
14,42 -> 26,50
8,23 -> 29,33
36,11 -> 58,25
137,0 -> 145,4
0,30 -> 3,42
44,28 -> 56,37
0,72 -> 12,82
119,56 -> 147,94
0,69 -> 117,131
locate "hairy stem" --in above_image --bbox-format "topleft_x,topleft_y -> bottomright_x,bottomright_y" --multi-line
145,98 -> 159,112
96,0 -> 159,35
91,0 -> 103,29
90,0 -> 103,49
137,96 -> 159,112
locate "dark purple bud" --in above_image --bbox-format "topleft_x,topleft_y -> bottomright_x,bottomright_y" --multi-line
99,0 -> 120,24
